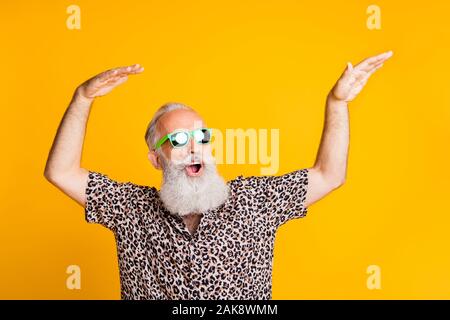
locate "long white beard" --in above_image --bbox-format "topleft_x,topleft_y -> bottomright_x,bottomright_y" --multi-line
159,152 -> 230,217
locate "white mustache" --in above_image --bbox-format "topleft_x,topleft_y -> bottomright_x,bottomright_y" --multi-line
170,153 -> 215,169
159,153 -> 229,217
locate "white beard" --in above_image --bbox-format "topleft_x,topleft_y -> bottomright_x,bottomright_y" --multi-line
159,152 -> 230,217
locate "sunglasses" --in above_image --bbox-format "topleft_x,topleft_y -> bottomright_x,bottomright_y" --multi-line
153,128 -> 212,149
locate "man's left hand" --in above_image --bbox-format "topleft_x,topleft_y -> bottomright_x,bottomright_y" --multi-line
329,50 -> 393,103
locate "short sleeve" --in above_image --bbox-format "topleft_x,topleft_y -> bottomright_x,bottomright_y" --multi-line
84,170 -> 133,232
245,168 -> 309,229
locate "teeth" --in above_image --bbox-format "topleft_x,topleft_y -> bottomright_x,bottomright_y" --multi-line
185,163 -> 201,168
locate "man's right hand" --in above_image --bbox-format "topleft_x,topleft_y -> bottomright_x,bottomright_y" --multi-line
76,64 -> 144,101
44,63 -> 144,209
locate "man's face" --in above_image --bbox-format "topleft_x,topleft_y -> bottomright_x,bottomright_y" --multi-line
153,108 -> 212,177
148,108 -> 229,217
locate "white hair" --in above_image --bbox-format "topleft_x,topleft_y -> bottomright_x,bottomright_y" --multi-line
144,102 -> 194,150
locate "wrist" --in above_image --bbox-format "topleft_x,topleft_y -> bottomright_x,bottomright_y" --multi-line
74,87 -> 94,105
327,91 -> 348,107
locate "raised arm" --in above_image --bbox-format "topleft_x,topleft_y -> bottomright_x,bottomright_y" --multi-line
44,64 -> 144,207
305,51 -> 393,208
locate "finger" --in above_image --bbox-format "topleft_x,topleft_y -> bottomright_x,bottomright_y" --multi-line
99,64 -> 143,81
98,69 -> 120,82
363,62 -> 383,74
364,58 -> 388,74
353,63 -> 383,81
129,64 -> 145,74
370,61 -> 384,72
102,74 -> 129,85
339,62 -> 354,82
113,64 -> 144,76
364,61 -> 385,78
98,76 -> 129,90
340,61 -> 352,76
367,62 -> 384,77
356,57 -> 386,73
354,50 -> 393,72
113,75 -> 129,86
357,63 -> 384,84
347,62 -> 353,73
366,50 -> 393,65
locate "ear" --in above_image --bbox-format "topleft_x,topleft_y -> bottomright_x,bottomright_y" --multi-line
148,149 -> 162,170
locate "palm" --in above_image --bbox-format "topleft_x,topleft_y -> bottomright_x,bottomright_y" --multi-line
78,64 -> 144,99
331,51 -> 393,103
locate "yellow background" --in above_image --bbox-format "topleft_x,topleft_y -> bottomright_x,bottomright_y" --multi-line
1,0 -> 450,299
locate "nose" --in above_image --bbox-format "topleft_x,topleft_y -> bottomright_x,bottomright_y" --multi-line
189,135 -> 201,155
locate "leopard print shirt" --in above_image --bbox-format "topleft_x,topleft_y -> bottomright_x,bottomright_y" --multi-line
84,168 -> 309,300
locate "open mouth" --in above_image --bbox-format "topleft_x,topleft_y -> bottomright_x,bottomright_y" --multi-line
185,163 -> 203,177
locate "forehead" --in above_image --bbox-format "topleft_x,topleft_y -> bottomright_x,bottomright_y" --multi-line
156,108 -> 205,136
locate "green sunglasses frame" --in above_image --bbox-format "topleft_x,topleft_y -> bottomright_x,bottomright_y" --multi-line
153,128 -> 212,149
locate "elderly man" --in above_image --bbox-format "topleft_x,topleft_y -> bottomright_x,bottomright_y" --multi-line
44,51 -> 393,300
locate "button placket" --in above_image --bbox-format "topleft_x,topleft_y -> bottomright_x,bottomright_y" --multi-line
188,236 -> 201,299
